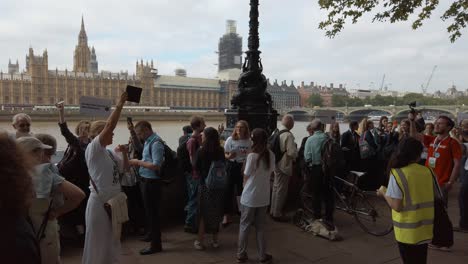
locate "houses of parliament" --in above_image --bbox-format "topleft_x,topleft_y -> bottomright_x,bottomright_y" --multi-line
0,18 -> 234,110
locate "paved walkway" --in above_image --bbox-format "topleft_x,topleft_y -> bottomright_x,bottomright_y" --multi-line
62,185 -> 468,264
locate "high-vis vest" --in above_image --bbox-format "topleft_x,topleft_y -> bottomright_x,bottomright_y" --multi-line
391,163 -> 434,244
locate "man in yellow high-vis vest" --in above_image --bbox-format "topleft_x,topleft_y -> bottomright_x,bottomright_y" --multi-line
378,137 -> 435,264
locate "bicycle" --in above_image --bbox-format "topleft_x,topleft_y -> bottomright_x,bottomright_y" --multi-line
297,171 -> 393,237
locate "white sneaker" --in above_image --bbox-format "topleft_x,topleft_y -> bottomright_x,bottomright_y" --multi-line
211,241 -> 219,249
194,240 -> 205,250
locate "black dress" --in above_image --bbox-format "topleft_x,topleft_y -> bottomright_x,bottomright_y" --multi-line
195,146 -> 226,234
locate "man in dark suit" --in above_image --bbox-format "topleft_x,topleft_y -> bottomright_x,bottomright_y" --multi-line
341,121 -> 360,173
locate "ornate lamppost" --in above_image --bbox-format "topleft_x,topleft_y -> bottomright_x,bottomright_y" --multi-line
224,0 -> 278,137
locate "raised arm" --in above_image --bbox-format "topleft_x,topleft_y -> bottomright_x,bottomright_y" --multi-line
128,122 -> 143,154
99,92 -> 127,147
56,102 -> 80,148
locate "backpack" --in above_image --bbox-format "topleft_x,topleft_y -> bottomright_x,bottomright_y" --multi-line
149,139 -> 178,184
177,136 -> 199,173
268,129 -> 290,164
205,160 -> 228,190
321,136 -> 345,179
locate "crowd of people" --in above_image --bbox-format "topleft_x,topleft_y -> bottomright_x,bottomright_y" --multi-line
1,94 -> 467,264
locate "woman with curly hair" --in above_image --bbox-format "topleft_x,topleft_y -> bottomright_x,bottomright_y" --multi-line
0,133 -> 39,264
55,102 -> 92,239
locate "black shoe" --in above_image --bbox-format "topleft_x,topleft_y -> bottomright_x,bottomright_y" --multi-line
184,225 -> 197,234
140,236 -> 151,242
260,254 -> 273,264
271,215 -> 290,222
139,247 -> 162,255
222,222 -> 232,228
236,255 -> 248,263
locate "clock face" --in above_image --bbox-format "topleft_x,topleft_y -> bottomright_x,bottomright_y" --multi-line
234,56 -> 241,64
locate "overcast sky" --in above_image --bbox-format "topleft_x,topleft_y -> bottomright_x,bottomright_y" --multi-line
0,0 -> 467,93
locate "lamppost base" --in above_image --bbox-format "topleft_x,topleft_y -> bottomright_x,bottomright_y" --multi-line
222,107 -> 278,139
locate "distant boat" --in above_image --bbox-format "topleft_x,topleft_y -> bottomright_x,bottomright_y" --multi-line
368,115 -> 381,122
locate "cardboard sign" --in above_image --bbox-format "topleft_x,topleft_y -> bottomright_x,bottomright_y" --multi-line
126,85 -> 142,103
80,96 -> 112,117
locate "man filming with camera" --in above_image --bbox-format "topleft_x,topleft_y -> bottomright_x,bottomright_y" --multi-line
410,114 -> 461,204
410,112 -> 461,251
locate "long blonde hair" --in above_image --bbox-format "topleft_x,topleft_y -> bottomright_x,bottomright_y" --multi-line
89,120 -> 107,139
357,118 -> 368,136
231,120 -> 250,140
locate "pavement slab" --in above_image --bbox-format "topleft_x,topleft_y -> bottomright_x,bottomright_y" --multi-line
62,184 -> 468,264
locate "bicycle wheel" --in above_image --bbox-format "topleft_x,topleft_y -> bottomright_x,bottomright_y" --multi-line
353,191 -> 393,236
334,188 -> 348,212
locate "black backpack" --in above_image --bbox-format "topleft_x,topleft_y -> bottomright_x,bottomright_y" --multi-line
150,139 -> 178,184
268,128 -> 290,164
321,137 -> 345,179
176,137 -> 199,173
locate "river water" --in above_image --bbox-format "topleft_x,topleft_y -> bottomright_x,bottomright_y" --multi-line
0,120 -> 352,151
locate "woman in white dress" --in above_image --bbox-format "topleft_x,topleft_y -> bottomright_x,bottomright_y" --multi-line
82,92 -> 129,264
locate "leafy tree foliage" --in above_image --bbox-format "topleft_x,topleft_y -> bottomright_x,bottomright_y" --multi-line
319,0 -> 468,42
308,94 -> 324,107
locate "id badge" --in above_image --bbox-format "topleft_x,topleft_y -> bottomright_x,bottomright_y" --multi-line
421,151 -> 428,159
428,157 -> 437,168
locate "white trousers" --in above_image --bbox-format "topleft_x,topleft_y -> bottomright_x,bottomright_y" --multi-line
82,193 -> 121,264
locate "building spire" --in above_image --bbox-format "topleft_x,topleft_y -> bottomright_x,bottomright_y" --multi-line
81,15 -> 85,31
78,15 -> 88,46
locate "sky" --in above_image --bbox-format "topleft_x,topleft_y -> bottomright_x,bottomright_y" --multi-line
0,0 -> 467,93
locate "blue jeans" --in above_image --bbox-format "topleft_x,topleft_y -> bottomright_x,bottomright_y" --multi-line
184,172 -> 199,230
459,170 -> 468,229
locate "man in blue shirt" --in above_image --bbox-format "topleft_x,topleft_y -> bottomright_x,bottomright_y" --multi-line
304,119 -> 335,225
129,121 -> 164,255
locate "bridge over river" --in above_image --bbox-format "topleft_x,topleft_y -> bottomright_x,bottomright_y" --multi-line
283,105 -> 468,122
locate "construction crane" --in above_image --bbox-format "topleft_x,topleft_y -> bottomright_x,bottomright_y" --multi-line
379,74 -> 386,90
421,65 -> 437,94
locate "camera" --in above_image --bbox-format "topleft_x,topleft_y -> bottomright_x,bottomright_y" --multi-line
408,101 -> 417,114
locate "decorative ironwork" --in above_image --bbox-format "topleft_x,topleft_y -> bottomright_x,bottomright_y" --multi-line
231,0 -> 273,112
224,0 -> 278,137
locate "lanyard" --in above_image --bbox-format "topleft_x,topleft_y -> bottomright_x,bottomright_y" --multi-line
432,136 -> 449,155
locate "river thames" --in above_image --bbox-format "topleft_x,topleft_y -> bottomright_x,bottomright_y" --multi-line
0,120 -> 351,150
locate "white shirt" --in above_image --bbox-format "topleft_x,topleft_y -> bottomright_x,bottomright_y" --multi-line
224,136 -> 252,163
85,135 -> 123,199
241,151 -> 275,207
386,173 -> 403,199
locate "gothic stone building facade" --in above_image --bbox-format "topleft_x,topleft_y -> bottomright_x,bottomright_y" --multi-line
0,19 -> 228,110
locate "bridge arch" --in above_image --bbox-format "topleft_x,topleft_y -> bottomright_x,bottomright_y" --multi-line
347,108 -> 393,122
394,108 -> 456,121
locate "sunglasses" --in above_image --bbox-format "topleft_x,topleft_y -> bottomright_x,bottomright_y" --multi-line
18,123 -> 31,128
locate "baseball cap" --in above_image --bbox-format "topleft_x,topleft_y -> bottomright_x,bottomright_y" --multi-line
16,136 -> 52,153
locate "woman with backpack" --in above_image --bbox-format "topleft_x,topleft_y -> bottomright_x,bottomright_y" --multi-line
194,127 -> 226,250
55,102 -> 91,240
236,128 -> 274,264
223,120 -> 252,227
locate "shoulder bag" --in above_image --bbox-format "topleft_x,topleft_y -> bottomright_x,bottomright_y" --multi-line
429,168 -> 454,247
